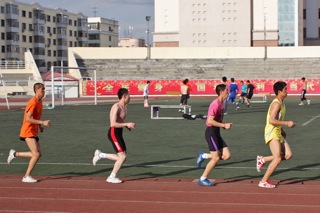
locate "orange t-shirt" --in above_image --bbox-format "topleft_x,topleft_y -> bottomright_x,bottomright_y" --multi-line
20,97 -> 43,138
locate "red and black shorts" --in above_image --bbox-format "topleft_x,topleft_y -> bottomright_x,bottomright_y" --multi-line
108,127 -> 126,153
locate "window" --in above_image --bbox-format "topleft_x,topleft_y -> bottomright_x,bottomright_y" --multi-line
53,16 -> 56,22
47,50 -> 51,56
29,12 -> 32,18
319,8 -> 320,19
69,30 -> 72,36
109,36 -> 111,41
319,27 -> 320,38
53,50 -> 56,57
1,46 -> 5,53
53,28 -> 56,34
53,39 -> 56,45
74,31 -> 77,37
303,9 -> 306,19
22,10 -> 26,17
47,26 -> 51,34
69,19 -> 72,25
29,36 -> 32,43
22,35 -> 26,42
1,20 -> 4,27
69,41 -> 73,47
29,24 -> 33,31
47,15 -> 51,22
22,23 -> 26,30
303,28 -> 306,38
74,20 -> 77,26
1,33 -> 5,40
1,7 -> 4,13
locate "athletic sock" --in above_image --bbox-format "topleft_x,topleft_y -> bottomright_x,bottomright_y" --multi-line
202,153 -> 208,159
200,176 -> 207,180
99,153 -> 107,158
110,172 -> 116,178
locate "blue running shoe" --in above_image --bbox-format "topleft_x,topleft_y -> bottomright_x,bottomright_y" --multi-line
196,151 -> 205,168
198,178 -> 215,186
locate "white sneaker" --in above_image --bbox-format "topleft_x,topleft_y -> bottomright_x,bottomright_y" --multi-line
106,176 -> 122,183
298,103 -> 304,106
22,176 -> 38,183
307,100 -> 311,105
7,149 -> 16,164
92,149 -> 101,166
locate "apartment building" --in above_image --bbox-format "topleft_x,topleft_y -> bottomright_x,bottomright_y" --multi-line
154,0 -> 320,47
88,17 -> 119,47
118,38 -> 145,47
0,0 -> 119,72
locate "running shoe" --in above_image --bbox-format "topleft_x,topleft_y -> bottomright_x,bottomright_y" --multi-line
106,176 -> 122,183
7,149 -> 16,164
298,103 -> 304,106
198,178 -> 215,186
22,176 -> 38,183
307,100 -> 311,105
196,151 -> 205,168
256,155 -> 265,173
92,149 -> 101,166
258,181 -> 276,188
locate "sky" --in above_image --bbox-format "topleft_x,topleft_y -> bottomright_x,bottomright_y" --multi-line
17,0 -> 154,41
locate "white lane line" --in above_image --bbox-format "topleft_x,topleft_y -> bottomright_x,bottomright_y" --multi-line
302,115 -> 320,126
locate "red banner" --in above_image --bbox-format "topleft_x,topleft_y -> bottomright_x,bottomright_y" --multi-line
83,79 -> 320,95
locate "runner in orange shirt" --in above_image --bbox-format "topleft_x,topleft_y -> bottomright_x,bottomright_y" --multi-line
7,83 -> 51,183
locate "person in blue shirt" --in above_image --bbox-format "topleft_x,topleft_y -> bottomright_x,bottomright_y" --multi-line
227,78 -> 240,111
238,80 -> 247,104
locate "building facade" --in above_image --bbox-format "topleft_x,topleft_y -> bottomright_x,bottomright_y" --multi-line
87,17 -> 119,47
118,38 -> 145,47
154,0 -> 320,47
0,0 -> 118,72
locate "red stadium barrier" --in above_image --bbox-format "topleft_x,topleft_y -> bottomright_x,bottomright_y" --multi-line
83,79 -> 320,96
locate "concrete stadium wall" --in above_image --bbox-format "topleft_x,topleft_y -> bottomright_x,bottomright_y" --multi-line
68,47 -> 320,80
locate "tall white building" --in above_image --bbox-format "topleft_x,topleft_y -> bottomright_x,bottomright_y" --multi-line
154,0 -> 320,47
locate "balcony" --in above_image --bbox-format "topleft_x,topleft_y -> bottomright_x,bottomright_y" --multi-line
6,26 -> 19,33
5,13 -> 18,20
6,52 -> 20,59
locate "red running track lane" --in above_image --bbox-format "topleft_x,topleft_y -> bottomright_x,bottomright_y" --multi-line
0,175 -> 319,213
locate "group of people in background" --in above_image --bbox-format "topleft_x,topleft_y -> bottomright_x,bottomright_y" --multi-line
221,76 -> 255,115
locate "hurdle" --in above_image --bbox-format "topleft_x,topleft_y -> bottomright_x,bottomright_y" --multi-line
251,93 -> 268,103
151,105 -> 192,119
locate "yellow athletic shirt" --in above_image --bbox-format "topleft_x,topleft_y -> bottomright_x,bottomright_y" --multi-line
264,98 -> 286,143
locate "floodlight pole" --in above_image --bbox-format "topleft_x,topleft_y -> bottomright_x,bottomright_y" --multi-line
146,16 -> 151,59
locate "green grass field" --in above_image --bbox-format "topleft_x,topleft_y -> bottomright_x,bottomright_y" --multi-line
0,96 -> 319,182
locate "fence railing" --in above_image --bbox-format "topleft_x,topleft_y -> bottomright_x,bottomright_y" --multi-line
0,61 -> 27,69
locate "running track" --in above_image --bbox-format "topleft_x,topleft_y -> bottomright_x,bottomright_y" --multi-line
0,175 -> 319,213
